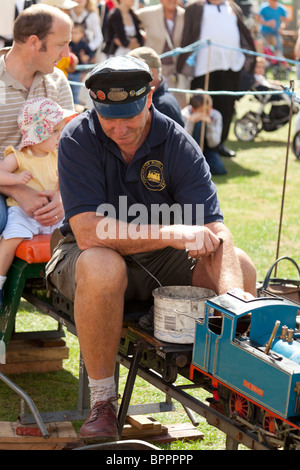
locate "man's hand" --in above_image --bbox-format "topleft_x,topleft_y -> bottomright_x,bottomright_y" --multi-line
161,224 -> 221,257
33,190 -> 64,226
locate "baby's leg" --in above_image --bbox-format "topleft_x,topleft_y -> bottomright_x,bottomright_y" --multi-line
0,237 -> 24,277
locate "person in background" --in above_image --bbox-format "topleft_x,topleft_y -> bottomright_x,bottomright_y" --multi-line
56,51 -> 79,78
70,0 -> 104,57
0,4 -> 74,234
182,92 -> 227,175
0,0 -> 39,48
256,0 -> 288,56
41,0 -> 79,14
177,0 -> 256,157
0,97 -> 76,307
136,0 -> 186,107
102,0 -> 145,57
97,0 -> 112,36
69,22 -> 95,103
128,46 -> 184,126
70,23 -> 95,64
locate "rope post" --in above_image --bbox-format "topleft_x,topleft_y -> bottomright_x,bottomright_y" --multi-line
200,40 -> 211,150
274,80 -> 294,276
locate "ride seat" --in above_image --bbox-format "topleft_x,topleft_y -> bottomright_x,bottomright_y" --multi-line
0,234 -> 53,346
15,234 -> 52,264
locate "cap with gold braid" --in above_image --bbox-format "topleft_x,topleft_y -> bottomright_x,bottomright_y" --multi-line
85,56 -> 153,118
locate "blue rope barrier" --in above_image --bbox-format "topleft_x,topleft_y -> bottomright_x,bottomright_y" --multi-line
159,37 -> 300,67
168,87 -> 300,103
73,36 -> 299,72
68,38 -> 300,103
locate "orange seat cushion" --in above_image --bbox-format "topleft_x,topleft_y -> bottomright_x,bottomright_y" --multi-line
15,234 -> 51,264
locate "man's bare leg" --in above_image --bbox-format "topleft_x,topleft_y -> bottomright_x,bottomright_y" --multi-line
74,246 -> 127,380
74,247 -> 127,442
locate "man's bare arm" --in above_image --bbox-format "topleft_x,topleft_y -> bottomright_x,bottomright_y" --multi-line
69,212 -> 222,256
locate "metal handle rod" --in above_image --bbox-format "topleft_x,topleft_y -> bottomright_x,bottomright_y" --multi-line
0,371 -> 49,438
264,320 -> 281,355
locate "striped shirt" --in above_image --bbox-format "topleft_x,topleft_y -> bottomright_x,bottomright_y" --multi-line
0,48 -> 75,160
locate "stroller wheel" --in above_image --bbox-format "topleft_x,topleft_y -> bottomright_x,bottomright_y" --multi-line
234,112 -> 260,141
272,64 -> 290,81
292,130 -> 300,160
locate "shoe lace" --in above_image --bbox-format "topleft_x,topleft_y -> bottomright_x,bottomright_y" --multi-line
89,395 -> 120,423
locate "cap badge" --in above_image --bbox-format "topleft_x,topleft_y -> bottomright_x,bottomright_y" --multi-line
96,90 -> 106,101
107,88 -> 128,102
136,86 -> 146,97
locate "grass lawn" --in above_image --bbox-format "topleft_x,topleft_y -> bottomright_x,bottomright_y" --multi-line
0,88 -> 299,451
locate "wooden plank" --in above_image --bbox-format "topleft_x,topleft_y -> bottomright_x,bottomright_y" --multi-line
0,338 -> 69,373
0,421 -> 78,450
0,421 -> 77,442
126,415 -> 161,430
145,423 -> 204,444
0,360 -> 64,374
5,339 -> 69,363
121,419 -> 204,443
121,423 -> 168,439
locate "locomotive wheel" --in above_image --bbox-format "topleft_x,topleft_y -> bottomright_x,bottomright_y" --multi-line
263,412 -> 281,434
262,412 -> 287,448
229,391 -> 253,421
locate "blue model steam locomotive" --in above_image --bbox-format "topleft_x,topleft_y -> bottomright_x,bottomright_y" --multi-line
190,293 -> 300,448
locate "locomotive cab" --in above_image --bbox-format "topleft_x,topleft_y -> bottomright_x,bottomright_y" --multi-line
191,293 -> 300,422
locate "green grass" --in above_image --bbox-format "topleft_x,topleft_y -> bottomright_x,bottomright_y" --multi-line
214,90 -> 300,280
1,88 -> 300,450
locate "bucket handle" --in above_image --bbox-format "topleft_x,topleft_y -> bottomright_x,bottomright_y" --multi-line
173,309 -> 199,320
130,255 -> 168,294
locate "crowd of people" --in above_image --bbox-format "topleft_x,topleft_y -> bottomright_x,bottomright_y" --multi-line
0,0 -> 292,445
0,0 -> 292,169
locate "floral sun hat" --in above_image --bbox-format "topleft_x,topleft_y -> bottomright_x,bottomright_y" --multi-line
18,97 -> 76,150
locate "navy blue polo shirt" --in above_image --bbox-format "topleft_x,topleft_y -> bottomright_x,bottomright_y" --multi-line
58,105 -> 223,234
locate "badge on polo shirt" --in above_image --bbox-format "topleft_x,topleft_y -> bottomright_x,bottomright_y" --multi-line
141,160 -> 166,191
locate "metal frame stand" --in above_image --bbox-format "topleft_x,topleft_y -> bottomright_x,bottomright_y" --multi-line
0,371 -> 49,439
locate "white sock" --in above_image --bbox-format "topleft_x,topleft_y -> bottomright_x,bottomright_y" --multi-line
0,276 -> 6,289
88,376 -> 116,408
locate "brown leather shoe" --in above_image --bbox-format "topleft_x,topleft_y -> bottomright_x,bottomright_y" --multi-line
79,396 -> 119,443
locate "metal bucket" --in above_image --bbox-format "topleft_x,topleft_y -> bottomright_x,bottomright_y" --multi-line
152,286 -> 216,344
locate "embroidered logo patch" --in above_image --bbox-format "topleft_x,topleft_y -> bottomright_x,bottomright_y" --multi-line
141,160 -> 166,191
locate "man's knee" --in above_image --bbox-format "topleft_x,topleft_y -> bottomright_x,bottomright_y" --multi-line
75,247 -> 128,293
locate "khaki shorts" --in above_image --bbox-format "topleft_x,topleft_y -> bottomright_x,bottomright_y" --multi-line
46,232 -> 196,303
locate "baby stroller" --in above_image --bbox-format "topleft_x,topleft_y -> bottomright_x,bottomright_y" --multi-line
292,114 -> 300,160
234,84 -> 298,142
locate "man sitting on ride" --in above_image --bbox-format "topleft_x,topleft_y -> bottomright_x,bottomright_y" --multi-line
46,55 -> 256,444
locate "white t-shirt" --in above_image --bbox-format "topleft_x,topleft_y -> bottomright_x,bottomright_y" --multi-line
194,2 -> 245,77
